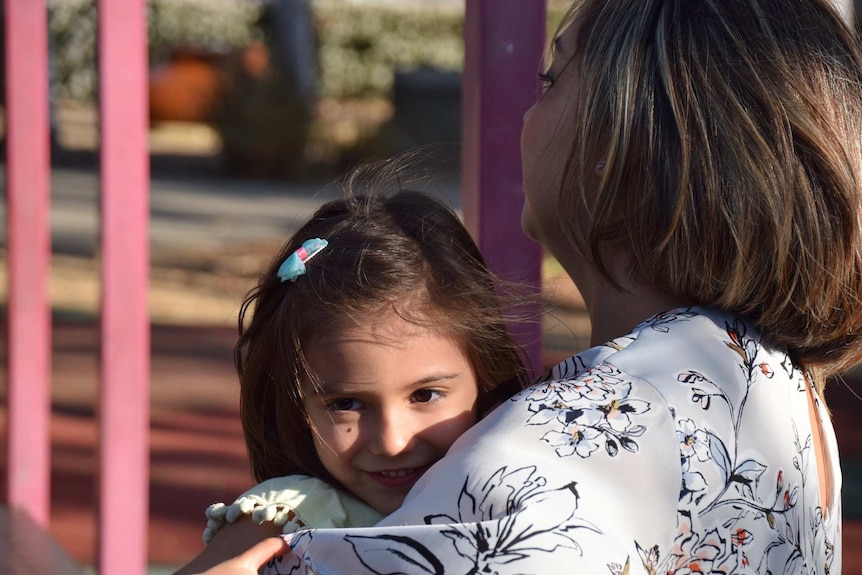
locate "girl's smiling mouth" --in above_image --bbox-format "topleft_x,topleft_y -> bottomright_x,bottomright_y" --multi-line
367,466 -> 429,488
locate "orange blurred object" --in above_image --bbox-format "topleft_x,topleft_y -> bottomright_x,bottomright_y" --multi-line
149,48 -> 229,123
241,42 -> 271,78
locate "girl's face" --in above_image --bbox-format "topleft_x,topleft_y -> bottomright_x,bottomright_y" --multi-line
302,312 -> 479,515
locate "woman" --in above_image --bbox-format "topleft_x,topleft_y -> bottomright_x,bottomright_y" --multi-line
194,0 -> 862,572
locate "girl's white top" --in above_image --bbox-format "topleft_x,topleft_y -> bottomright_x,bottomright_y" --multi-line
203,475 -> 384,543
264,307 -> 841,574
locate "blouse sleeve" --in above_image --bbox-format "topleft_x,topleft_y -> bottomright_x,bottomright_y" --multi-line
266,368 -> 683,574
202,475 -> 384,544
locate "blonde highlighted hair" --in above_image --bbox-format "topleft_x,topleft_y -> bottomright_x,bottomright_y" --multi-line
558,0 -> 862,385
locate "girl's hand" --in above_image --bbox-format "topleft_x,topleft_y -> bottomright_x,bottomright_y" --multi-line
193,537 -> 289,575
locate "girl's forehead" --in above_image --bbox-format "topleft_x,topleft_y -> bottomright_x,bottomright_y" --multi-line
312,313 -> 457,348
300,314 -> 476,393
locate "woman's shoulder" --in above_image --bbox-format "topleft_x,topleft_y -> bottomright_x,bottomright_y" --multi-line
543,307 -> 747,379
556,307 -> 796,402
517,307 -> 839,574
541,306 -> 808,447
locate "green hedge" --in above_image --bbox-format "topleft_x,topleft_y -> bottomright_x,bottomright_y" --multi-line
48,0 -> 567,103
314,1 -> 568,98
49,0 -> 99,102
314,2 -> 462,99
49,0 -> 263,101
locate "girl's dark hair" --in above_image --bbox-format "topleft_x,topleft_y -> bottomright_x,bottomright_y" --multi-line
236,188 -> 530,484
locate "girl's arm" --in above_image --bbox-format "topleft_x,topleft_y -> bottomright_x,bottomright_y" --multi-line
184,536 -> 289,575
173,517 -> 283,575
174,475 -> 381,574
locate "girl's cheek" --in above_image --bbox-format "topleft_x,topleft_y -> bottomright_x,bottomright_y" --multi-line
310,412 -> 349,444
327,423 -> 360,454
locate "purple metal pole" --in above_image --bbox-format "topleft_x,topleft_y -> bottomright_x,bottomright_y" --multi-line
4,0 -> 52,526
462,0 -> 546,376
97,0 -> 150,573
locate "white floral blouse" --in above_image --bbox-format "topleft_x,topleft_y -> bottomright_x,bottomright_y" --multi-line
265,307 -> 841,574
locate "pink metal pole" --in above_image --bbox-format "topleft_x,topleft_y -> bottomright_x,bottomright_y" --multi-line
97,0 -> 150,573
462,0 -> 546,375
4,0 -> 52,527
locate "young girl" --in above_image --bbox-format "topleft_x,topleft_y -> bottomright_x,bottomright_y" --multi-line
177,189 -> 531,573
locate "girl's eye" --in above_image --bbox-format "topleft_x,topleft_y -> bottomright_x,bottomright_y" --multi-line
411,389 -> 443,404
326,398 -> 363,412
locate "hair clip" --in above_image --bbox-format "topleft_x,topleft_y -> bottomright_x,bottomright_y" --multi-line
277,238 -> 329,282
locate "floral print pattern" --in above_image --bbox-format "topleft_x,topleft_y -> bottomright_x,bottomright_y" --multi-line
659,318 -> 835,575
523,365 -> 651,458
422,466 -> 599,573
266,307 -> 839,575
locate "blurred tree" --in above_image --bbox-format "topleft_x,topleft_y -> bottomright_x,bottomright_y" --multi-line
212,0 -> 316,180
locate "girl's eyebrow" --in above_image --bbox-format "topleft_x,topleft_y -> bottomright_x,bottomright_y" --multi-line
309,381 -> 363,395
311,373 -> 463,395
409,373 -> 461,388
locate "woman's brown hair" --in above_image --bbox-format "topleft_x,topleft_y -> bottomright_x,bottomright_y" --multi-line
556,0 -> 862,386
236,188 -> 530,484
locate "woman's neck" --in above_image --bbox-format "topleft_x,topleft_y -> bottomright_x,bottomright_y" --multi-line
586,281 -> 690,346
565,254 -> 691,347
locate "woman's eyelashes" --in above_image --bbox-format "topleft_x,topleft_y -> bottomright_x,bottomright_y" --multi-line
537,71 -> 555,94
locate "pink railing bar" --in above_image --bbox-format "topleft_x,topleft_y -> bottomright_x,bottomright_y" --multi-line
4,0 -> 52,527
462,0 -> 546,374
97,0 -> 150,573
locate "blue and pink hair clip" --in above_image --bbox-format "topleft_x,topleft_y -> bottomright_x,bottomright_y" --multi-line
277,238 -> 329,282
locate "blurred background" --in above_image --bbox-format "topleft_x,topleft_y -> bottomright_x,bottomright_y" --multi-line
0,0 -> 860,572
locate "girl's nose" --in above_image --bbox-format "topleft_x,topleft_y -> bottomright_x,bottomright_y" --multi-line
368,410 -> 414,456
